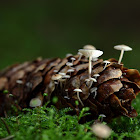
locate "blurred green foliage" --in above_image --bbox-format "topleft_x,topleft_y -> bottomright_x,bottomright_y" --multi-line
0,0 -> 140,70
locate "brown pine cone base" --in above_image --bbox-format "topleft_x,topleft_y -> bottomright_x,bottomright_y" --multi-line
0,55 -> 140,122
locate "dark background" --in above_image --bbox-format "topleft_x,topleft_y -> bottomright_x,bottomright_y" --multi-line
0,0 -> 140,70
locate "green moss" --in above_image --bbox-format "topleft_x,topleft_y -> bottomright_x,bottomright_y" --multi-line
0,96 -> 140,140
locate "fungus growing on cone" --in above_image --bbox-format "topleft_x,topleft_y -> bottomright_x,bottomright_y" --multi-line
114,45 -> 132,64
0,45 -> 140,123
78,48 -> 103,78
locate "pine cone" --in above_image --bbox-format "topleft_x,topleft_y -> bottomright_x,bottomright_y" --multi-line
0,55 -> 140,122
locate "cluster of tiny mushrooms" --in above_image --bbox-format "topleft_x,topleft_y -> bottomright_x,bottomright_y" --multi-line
30,44 -> 132,111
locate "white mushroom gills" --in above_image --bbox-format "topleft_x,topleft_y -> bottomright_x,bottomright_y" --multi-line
73,89 -> 84,106
78,49 -> 103,78
114,45 -> 132,64
92,57 -> 98,61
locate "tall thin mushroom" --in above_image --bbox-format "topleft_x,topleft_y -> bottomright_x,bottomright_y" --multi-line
73,89 -> 84,106
114,45 -> 132,64
78,49 -> 103,78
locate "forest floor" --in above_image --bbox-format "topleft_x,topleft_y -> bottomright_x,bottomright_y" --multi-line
0,95 -> 140,140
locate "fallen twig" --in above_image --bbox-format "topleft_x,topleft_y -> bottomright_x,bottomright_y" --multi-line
0,135 -> 14,140
0,118 -> 11,135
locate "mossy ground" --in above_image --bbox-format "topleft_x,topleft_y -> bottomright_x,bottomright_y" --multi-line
0,95 -> 140,140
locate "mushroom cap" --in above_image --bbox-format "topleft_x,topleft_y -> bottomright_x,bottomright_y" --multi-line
114,45 -> 132,51
85,78 -> 97,82
74,89 -> 82,92
78,49 -> 103,58
78,52 -> 82,55
71,57 -> 76,61
63,75 -> 71,79
66,53 -> 73,57
90,87 -> 98,93
52,74 -> 62,80
90,78 -> 97,82
16,80 -> 23,84
66,62 -> 73,67
58,72 -> 66,76
83,45 -> 96,50
53,69 -> 58,73
29,98 -> 42,107
103,60 -> 111,64
92,123 -> 112,138
99,114 -> 106,118
67,69 -> 75,73
93,74 -> 100,77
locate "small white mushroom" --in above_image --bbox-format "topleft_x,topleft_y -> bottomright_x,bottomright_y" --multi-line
64,89 -> 70,99
78,49 -> 103,78
92,123 -> 112,139
90,78 -> 97,82
67,69 -> 75,73
52,74 -> 63,87
99,114 -> 106,122
90,87 -> 97,93
16,80 -> 23,84
77,52 -> 83,61
51,74 -> 62,81
83,45 -> 96,50
103,60 -> 111,70
63,75 -> 71,79
93,74 -> 100,79
65,89 -> 68,92
85,78 -> 97,88
64,96 -> 70,99
53,69 -> 58,73
90,87 -> 97,98
58,72 -> 66,76
66,62 -> 73,68
70,57 -> 76,64
73,89 -> 84,106
114,45 -> 132,64
66,53 -> 73,57
29,98 -> 42,108
26,82 -> 32,88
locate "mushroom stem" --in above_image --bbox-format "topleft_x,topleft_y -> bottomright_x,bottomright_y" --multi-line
77,92 -> 84,106
118,49 -> 124,64
78,52 -> 82,61
89,56 -> 92,78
